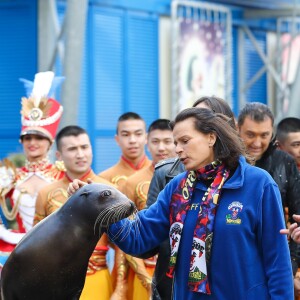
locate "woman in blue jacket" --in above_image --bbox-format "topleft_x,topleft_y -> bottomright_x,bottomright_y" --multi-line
106,107 -> 293,299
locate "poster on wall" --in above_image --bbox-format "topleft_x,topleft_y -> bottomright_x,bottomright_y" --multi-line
178,20 -> 226,111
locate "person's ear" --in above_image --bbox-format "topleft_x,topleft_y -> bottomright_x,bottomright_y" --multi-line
56,151 -> 62,161
209,133 -> 217,147
276,140 -> 283,149
115,134 -> 120,146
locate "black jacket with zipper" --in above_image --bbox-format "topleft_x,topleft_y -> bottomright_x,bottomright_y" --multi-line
255,142 -> 300,275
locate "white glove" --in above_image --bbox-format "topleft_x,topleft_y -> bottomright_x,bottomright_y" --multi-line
0,225 -> 25,245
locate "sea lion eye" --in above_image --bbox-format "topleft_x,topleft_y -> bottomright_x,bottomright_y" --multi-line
101,190 -> 111,197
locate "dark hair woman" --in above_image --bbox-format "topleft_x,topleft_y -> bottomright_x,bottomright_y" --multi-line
74,108 -> 294,299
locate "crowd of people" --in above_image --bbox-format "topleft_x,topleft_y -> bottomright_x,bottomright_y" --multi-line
1,72 -> 300,299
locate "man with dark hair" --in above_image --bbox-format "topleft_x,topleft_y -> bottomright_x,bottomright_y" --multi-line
276,117 -> 300,170
55,124 -> 87,151
237,102 -> 274,162
98,112 -> 152,300
121,119 -> 176,300
99,112 -> 151,188
237,102 -> 300,280
34,125 -> 114,300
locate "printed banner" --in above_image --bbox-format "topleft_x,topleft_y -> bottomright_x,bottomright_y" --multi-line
178,20 -> 226,112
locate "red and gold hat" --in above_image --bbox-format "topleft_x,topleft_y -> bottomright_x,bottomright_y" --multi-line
19,71 -> 64,143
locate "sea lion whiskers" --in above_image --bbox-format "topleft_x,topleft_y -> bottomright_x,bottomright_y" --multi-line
106,207 -> 139,242
133,212 -> 142,240
116,210 -> 141,242
94,205 -> 115,226
94,205 -> 120,233
107,224 -> 125,241
107,216 -> 134,241
95,202 -> 126,224
119,219 -> 135,242
94,202 -> 134,234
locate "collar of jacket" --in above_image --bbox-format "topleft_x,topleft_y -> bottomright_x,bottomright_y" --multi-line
194,156 -> 246,191
256,139 -> 277,165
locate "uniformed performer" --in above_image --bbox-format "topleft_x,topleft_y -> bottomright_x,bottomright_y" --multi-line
34,125 -> 113,300
0,71 -> 65,267
98,112 -> 151,300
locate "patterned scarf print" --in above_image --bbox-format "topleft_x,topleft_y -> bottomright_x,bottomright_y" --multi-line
167,160 -> 229,294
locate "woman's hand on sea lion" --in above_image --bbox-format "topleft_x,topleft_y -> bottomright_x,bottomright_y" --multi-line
67,179 -> 89,196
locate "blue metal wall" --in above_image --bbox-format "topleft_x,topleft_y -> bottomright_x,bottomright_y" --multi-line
0,0 -> 279,171
0,0 -> 37,159
244,30 -> 267,104
61,3 -> 159,172
0,1 -> 159,173
231,27 -> 267,115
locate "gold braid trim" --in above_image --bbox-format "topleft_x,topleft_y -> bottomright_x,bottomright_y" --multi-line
0,159 -> 17,220
125,254 -> 152,290
113,248 -> 129,297
117,250 -> 128,279
0,190 -> 26,221
86,248 -> 108,275
111,175 -> 128,187
47,188 -> 68,213
135,181 -> 150,210
33,213 -> 45,225
49,188 -> 69,200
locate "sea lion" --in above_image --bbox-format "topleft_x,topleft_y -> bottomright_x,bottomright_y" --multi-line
0,183 -> 135,300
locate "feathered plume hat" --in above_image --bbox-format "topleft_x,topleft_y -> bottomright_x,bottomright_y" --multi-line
19,71 -> 64,143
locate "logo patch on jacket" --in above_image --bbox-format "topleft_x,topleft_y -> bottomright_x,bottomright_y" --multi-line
226,201 -> 243,224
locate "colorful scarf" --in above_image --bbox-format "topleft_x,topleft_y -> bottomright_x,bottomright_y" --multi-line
167,160 -> 229,294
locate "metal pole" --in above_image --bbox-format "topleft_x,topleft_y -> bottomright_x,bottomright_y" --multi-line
60,0 -> 88,126
171,0 -> 179,119
238,28 -> 246,109
225,11 -> 233,107
38,0 -> 58,71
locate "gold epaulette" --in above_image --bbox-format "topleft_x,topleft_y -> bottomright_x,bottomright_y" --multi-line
49,161 -> 66,180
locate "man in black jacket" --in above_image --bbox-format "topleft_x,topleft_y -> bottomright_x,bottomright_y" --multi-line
238,102 -> 300,280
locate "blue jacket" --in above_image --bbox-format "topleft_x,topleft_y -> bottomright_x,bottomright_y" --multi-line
109,156 -> 294,300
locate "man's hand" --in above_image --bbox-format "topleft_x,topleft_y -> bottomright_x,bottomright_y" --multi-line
280,214 -> 300,244
67,179 -> 92,196
294,276 -> 300,297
